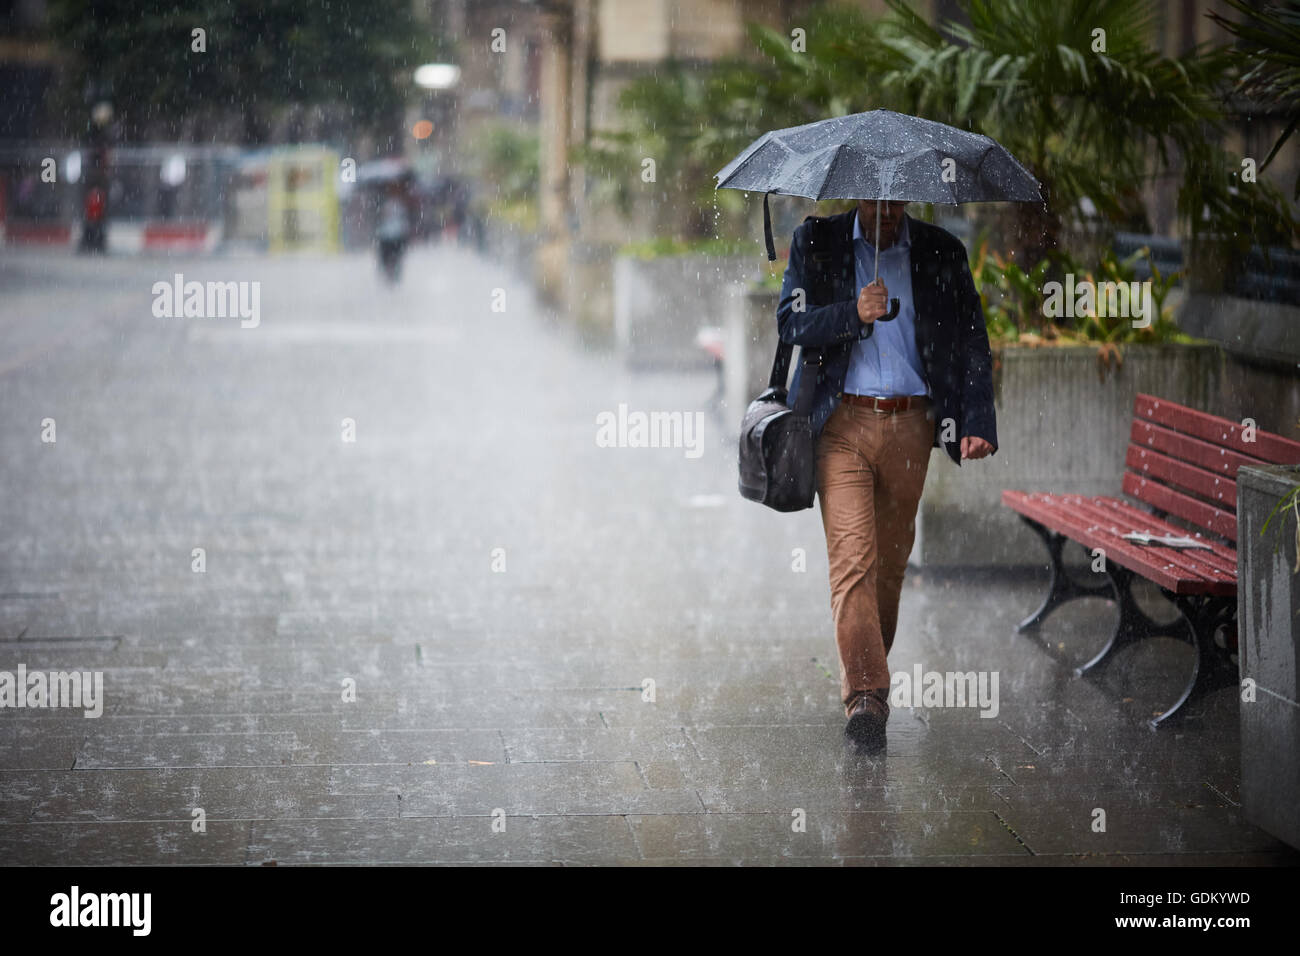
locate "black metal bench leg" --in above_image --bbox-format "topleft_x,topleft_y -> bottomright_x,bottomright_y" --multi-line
1074,565 -> 1183,678
1016,516 -> 1112,632
1147,593 -> 1238,731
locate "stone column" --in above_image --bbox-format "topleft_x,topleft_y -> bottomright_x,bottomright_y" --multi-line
535,4 -> 573,303
568,0 -> 593,221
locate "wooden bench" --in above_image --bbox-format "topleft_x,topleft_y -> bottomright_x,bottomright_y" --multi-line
1002,393 -> 1300,729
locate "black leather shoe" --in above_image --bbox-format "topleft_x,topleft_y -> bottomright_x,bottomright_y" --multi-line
844,688 -> 890,751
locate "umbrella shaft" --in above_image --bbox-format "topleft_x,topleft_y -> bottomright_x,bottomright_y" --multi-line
873,199 -> 881,283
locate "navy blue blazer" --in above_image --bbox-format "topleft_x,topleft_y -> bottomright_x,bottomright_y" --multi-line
776,210 -> 998,466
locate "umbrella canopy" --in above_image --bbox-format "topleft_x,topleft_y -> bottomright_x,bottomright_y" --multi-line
715,109 -> 1042,261
357,157 -> 414,186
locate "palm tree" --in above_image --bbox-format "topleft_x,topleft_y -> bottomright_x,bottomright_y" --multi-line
1208,0 -> 1300,199
591,0 -> 1295,258
873,0 -> 1227,261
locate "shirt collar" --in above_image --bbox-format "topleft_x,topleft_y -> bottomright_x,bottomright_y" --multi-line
853,209 -> 911,251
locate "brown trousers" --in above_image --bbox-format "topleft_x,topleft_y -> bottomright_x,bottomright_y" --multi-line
815,400 -> 934,715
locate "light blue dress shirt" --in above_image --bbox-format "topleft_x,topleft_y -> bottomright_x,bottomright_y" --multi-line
844,212 -> 930,398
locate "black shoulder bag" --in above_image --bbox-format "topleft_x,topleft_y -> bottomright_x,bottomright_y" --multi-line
737,340 -> 820,512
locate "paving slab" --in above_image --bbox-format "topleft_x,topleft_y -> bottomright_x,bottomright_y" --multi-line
698,784 -> 1009,814
997,806 -> 1284,857
291,729 -> 505,766
246,816 -> 642,865
28,767 -> 396,822
499,726 -> 693,763
0,734 -> 82,771
676,725 -> 1014,790
333,761 -> 702,816
628,810 -> 1030,861
0,821 -> 253,865
74,732 -> 297,769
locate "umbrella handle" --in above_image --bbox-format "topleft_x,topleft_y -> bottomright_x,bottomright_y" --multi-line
870,200 -> 900,321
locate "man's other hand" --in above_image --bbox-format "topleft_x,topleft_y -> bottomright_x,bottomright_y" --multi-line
961,436 -> 994,460
857,279 -> 889,324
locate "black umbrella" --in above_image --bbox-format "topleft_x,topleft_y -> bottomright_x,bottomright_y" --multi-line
715,109 -> 1042,319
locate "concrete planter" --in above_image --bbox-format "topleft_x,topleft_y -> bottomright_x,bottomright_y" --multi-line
916,343 -> 1222,567
614,254 -> 757,370
568,240 -> 619,345
1237,464 -> 1300,850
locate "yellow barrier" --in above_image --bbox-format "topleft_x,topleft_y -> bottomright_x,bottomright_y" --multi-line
267,147 -> 339,253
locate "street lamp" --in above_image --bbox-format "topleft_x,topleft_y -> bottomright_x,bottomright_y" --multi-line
413,64 -> 461,90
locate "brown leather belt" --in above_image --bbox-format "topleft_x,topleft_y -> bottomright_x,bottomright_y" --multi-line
840,394 -> 926,412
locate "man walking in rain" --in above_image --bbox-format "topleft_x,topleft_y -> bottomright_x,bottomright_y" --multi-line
776,199 -> 997,750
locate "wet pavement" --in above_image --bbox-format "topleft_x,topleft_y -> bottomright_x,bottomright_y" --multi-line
0,244 -> 1295,865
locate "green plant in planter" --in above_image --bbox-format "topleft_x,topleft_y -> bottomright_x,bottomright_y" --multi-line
1261,476 -> 1300,575
1072,246 -> 1184,344
969,242 -> 1056,341
970,240 -> 1189,351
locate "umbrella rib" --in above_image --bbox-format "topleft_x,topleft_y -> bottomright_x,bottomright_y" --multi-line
975,144 -> 1040,201
815,143 -> 852,202
714,130 -> 774,185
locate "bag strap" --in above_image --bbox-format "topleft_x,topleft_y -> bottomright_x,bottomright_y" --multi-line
767,339 -> 820,418
766,213 -> 842,418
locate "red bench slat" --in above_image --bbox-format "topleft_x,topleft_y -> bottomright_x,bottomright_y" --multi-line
1135,393 -> 1300,466
1065,495 -> 1238,578
1050,494 -> 1232,574
1129,420 -> 1263,478
1002,490 -> 1236,595
1044,493 -> 1237,586
1004,494 -> 1193,590
1124,445 -> 1237,512
1003,492 -> 1234,595
1121,472 -> 1237,541
1075,496 -> 1238,575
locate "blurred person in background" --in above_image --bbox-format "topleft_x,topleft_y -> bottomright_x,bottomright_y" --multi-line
376,181 -> 411,283
79,184 -> 107,254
